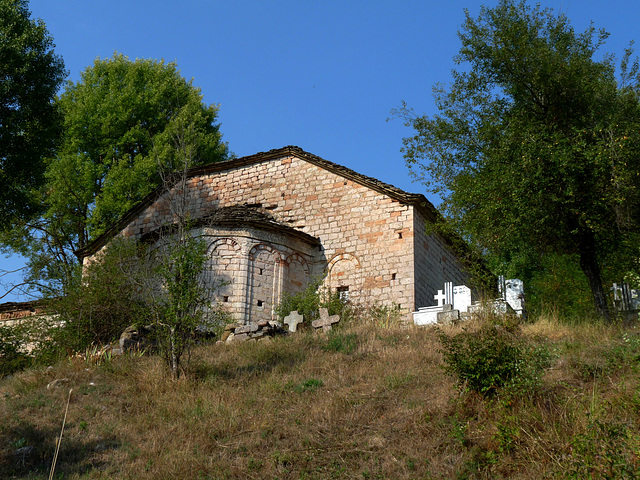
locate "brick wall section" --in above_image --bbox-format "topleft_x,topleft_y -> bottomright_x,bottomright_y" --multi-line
0,302 -> 45,321
413,208 -> 470,308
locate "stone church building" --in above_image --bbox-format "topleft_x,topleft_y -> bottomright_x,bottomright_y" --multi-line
78,146 -> 472,323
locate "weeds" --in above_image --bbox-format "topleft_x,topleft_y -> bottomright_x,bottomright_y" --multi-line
287,378 -> 324,393
566,419 -> 640,478
323,332 -> 358,354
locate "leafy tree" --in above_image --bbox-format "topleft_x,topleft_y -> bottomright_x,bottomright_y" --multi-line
146,222 -> 210,379
55,53 -> 229,245
139,121 -> 220,379
397,0 -> 640,319
1,53 -> 229,296
0,0 -> 65,229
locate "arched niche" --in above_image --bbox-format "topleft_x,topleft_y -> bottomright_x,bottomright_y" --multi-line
202,237 -> 241,305
248,243 -> 282,321
284,253 -> 311,296
327,253 -> 362,301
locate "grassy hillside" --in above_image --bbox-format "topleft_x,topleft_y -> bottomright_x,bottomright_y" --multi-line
2,314 -> 640,479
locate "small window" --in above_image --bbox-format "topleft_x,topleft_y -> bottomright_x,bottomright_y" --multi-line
223,296 -> 229,303
257,300 -> 263,307
259,268 -> 263,275
337,286 -> 350,301
391,273 -> 397,281
398,232 -> 403,239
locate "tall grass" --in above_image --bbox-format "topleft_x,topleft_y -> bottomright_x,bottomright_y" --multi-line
1,313 -> 640,478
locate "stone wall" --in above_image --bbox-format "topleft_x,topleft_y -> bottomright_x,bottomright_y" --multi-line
87,149 -> 470,323
413,208 -> 470,309
199,226 -> 321,323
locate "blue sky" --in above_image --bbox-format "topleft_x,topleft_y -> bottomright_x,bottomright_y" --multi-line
2,0 -> 639,302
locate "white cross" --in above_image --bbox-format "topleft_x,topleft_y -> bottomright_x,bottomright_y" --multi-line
434,289 -> 447,306
283,311 -> 304,332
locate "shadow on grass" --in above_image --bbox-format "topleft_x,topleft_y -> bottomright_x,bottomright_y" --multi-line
1,423 -> 120,479
189,339 -> 311,382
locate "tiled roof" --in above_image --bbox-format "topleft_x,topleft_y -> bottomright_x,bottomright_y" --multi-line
140,205 -> 320,247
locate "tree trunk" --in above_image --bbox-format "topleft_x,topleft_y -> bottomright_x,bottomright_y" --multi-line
170,326 -> 179,379
577,228 -> 611,321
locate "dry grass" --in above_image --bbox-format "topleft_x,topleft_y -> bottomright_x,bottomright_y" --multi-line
2,315 -> 640,479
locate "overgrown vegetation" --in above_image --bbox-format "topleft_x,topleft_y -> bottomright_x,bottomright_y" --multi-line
0,324 -> 31,377
275,278 -> 348,322
53,238 -> 147,354
3,313 -> 640,478
437,314 -> 550,397
143,226 -> 212,379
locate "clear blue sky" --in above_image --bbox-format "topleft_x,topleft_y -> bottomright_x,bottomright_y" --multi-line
2,0 -> 639,302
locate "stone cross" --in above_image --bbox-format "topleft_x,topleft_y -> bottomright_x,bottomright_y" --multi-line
283,310 -> 304,332
312,308 -> 340,333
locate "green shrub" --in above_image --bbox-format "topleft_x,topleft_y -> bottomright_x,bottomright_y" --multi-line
367,302 -> 402,327
566,419 -> 640,479
276,278 -> 346,323
438,316 -> 550,397
53,237 -> 148,352
0,325 -> 31,377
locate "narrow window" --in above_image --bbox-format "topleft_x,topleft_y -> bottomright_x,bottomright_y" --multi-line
398,232 -> 403,239
259,268 -> 263,275
337,286 -> 350,301
257,300 -> 263,307
391,273 -> 397,281
223,296 -> 229,303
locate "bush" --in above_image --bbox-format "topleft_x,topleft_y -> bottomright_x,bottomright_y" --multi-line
0,325 -> 31,377
276,278 -> 347,323
566,419 -> 640,479
438,315 -> 550,397
54,237 -> 148,352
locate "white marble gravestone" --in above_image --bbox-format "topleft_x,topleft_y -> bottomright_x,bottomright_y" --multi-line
414,277 -> 525,325
453,285 -> 472,313
505,279 -> 524,315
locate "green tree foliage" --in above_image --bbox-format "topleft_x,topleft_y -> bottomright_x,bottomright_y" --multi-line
146,225 -> 211,379
1,53 -> 229,296
54,53 -> 229,243
0,0 -> 65,229
397,1 -> 640,319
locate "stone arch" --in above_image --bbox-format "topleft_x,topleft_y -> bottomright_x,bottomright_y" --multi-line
327,253 -> 362,301
248,243 -> 282,321
284,253 -> 310,296
201,237 -> 241,305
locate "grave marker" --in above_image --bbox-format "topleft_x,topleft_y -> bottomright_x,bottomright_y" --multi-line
283,311 -> 304,332
312,308 -> 340,333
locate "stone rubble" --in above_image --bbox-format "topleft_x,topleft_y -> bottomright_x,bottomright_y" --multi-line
219,320 -> 288,344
